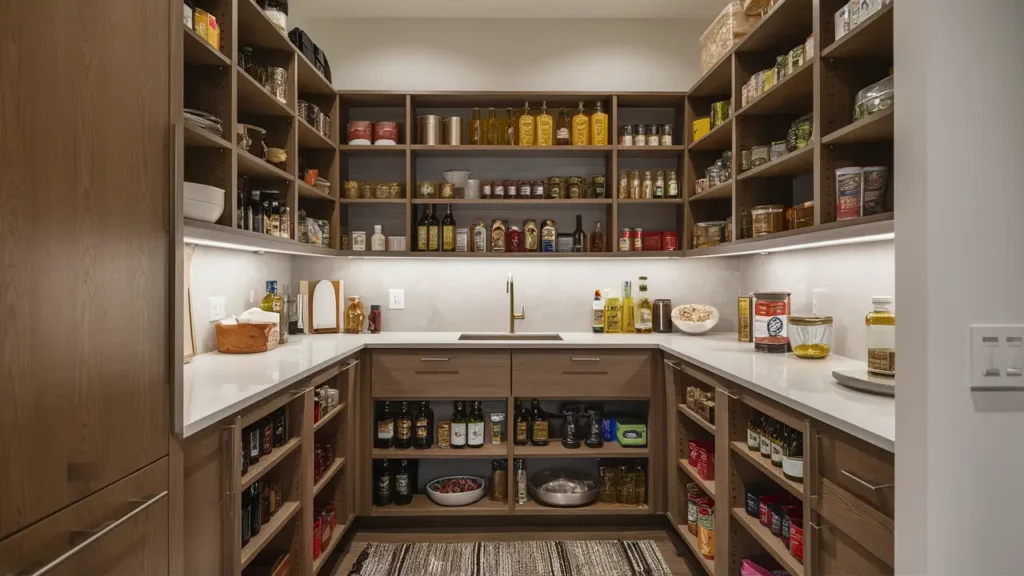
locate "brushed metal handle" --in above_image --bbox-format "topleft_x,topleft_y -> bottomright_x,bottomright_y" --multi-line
340,359 -> 360,372
714,386 -> 739,400
10,491 -> 168,576
840,469 -> 894,491
663,360 -> 682,370
420,357 -> 449,362
571,357 -> 601,362
809,521 -> 831,531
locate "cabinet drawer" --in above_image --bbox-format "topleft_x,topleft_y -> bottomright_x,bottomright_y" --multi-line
812,515 -> 892,576
817,428 -> 894,518
512,351 -> 651,398
0,457 -> 169,576
372,350 -> 510,399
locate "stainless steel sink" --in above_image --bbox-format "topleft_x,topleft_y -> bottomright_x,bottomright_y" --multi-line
458,333 -> 563,341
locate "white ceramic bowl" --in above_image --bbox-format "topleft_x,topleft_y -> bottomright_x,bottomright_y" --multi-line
184,181 -> 225,205
425,475 -> 486,507
671,304 -> 720,334
183,198 -> 225,223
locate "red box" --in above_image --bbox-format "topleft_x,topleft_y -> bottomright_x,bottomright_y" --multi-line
642,232 -> 662,251
312,517 -> 322,560
697,448 -> 715,481
758,495 -> 779,526
789,519 -> 804,562
688,440 -> 713,467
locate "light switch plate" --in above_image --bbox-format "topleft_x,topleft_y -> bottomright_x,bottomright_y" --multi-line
388,289 -> 405,310
209,297 -> 226,322
971,324 -> 1024,391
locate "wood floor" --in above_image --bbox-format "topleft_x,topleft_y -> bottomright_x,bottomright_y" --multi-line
321,525 -> 696,575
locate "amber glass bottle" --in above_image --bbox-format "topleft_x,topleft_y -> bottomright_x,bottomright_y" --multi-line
536,101 -> 553,146
503,108 -> 517,145
469,108 -> 483,145
590,101 -> 608,145
556,108 -> 571,145
518,101 -> 536,146
485,107 -> 499,145
571,101 -> 590,146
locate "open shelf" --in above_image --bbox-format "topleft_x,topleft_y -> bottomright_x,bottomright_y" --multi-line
822,107 -> 894,145
731,508 -> 804,576
822,3 -> 894,59
338,145 -> 408,156
373,444 -> 507,459
240,501 -> 300,569
678,458 -> 715,498
313,457 -> 346,497
673,522 -> 716,575
412,198 -> 612,205
678,404 -> 715,434
297,118 -> 335,150
372,494 -> 508,516
515,501 -> 649,515
312,521 -> 346,574
237,149 -> 294,181
237,0 -> 293,52
689,118 -> 732,151
685,213 -> 893,257
296,51 -> 335,96
183,123 -> 232,149
313,403 -> 346,432
737,145 -> 813,181
734,0 -> 813,54
298,181 -> 334,201
617,145 -> 687,158
618,198 -> 684,204
236,66 -> 293,117
689,181 -> 733,202
184,219 -> 340,257
689,53 -> 733,99
241,436 -> 301,490
183,25 -> 231,67
338,198 -> 407,205
514,443 -> 649,458
730,441 -> 804,500
411,144 -> 614,158
736,60 -> 815,117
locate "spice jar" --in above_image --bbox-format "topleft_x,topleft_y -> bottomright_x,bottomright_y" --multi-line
667,170 -> 679,198
619,124 -> 633,146
566,177 -> 583,199
642,171 -> 653,199
592,176 -> 606,198
661,124 -> 674,146
518,181 -> 532,198
533,180 -> 545,198
646,125 -> 661,147
343,181 -> 359,199
654,171 -> 665,198
482,181 -> 493,199
618,171 -> 629,199
752,205 -> 785,236
633,124 -> 647,147
507,225 -> 524,252
630,170 -> 641,199
547,177 -> 563,199
493,181 -> 505,199
503,180 -> 517,199
619,228 -> 632,252
523,220 -> 539,252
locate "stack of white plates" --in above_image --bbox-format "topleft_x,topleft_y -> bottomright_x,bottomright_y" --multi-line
184,108 -> 223,137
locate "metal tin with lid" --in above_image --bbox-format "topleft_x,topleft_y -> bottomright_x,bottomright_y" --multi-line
752,292 -> 791,353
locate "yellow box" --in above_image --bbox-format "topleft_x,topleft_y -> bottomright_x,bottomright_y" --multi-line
194,9 -> 220,51
692,117 -> 711,142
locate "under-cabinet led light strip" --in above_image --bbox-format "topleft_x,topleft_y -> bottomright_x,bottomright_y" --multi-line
687,231 -> 895,258
183,236 -> 338,257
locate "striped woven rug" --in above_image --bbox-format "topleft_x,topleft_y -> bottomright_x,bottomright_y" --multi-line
348,540 -> 673,576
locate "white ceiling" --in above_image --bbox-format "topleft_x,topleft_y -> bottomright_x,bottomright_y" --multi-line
300,0 -> 729,20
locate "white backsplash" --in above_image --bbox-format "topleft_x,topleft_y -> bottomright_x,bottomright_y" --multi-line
290,257 -> 742,334
737,240 -> 895,360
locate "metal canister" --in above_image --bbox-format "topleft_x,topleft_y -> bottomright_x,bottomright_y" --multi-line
265,67 -> 288,104
653,299 -> 673,333
618,228 -> 632,252
632,227 -> 644,251
443,116 -> 462,145
417,115 -> 442,145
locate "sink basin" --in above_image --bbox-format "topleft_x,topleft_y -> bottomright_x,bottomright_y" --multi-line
458,333 -> 563,341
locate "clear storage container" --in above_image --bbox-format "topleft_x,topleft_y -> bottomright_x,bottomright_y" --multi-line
854,74 -> 894,120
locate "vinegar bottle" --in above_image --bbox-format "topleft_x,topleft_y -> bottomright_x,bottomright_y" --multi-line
469,108 -> 483,145
571,101 -> 590,146
485,107 -> 499,145
518,101 -> 536,146
590,101 -> 608,145
621,281 -> 636,334
536,101 -> 553,146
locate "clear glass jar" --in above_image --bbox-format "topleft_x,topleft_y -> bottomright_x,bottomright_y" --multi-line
642,171 -> 653,199
790,316 -> 834,359
654,171 -> 665,198
667,170 -> 679,198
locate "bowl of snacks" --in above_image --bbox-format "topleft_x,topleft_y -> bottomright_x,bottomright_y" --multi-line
672,304 -> 720,334
425,475 -> 486,507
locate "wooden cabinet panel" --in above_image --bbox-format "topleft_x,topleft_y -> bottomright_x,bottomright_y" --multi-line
372,350 -> 511,398
817,428 -> 894,518
0,458 -> 169,576
513,351 -> 651,398
812,518 -> 892,576
0,0 -> 171,538
816,478 -> 894,567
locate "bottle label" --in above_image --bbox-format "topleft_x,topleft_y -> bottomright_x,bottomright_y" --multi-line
428,228 -> 439,251
556,127 -> 569,140
592,308 -> 605,329
747,429 -> 759,450
395,473 -> 410,495
760,437 -> 771,458
771,442 -> 783,464
537,117 -> 553,146
592,117 -> 607,145
515,422 -> 528,443
468,422 -> 484,446
519,119 -> 536,146
605,310 -> 621,332
868,349 -> 895,375
443,226 -> 455,251
396,419 -> 411,440
572,117 -> 589,145
377,475 -> 391,501
415,419 -> 428,440
417,227 -> 427,251
532,421 -> 549,442
637,309 -> 652,329
377,422 -> 393,440
782,455 -> 804,479
451,423 -> 467,446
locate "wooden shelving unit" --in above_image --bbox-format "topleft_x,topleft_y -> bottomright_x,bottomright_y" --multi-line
372,444 -> 507,459
514,501 -> 650,515
514,443 -> 649,458
371,494 -> 508,516
678,459 -> 716,498
678,404 -> 716,434
241,436 -> 301,490
240,501 -> 301,569
313,457 -> 346,497
730,441 -> 804,500
732,509 -> 805,576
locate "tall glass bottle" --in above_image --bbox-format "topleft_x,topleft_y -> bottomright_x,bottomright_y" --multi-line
529,399 -> 549,446
247,190 -> 263,233
783,430 -> 804,483
394,459 -> 413,505
621,281 -> 636,334
604,289 -> 622,334
485,107 -> 499,145
536,101 -> 554,146
441,203 -> 456,252
590,101 -> 608,145
260,281 -> 284,340
469,108 -> 483,145
590,222 -> 605,252
556,108 -> 571,145
395,401 -> 413,449
467,401 -> 485,448
514,400 -> 530,446
592,289 -> 605,334
416,207 -> 429,252
572,214 -> 585,252
571,101 -> 590,146
503,108 -> 517,145
375,401 -> 394,449
451,401 -> 468,449
374,459 -> 393,506
866,296 -> 896,376
413,401 -> 434,449
518,102 -> 536,146
636,276 -> 653,333
427,205 -> 440,252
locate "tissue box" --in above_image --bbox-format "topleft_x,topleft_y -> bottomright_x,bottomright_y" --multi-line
215,322 -> 279,354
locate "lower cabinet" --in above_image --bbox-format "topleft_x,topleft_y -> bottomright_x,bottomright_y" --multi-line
0,458 -> 168,576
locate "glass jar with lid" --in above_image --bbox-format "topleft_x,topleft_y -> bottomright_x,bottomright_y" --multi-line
547,177 -> 563,199
790,316 -> 834,359
646,125 -> 660,147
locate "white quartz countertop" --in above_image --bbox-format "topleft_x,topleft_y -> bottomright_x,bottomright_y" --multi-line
182,332 -> 895,451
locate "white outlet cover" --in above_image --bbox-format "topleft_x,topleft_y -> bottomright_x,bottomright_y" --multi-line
971,324 -> 1024,391
209,296 -> 226,322
389,289 -> 405,310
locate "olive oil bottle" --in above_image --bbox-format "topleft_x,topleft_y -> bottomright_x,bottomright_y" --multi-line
469,108 -> 483,145
416,208 -> 428,251
636,276 -> 653,333
621,281 -> 636,334
503,108 -> 517,145
485,107 -> 499,145
426,205 -> 440,252
590,101 -> 608,145
866,296 -> 896,376
518,101 -> 536,146
536,101 -> 554,146
604,288 -> 622,334
441,203 -> 456,252
571,101 -> 590,146
556,108 -> 571,145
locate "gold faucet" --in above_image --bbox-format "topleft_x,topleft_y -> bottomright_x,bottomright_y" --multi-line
506,273 -> 526,334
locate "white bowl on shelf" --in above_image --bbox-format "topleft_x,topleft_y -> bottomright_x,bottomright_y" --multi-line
425,476 -> 486,507
184,181 -> 225,205
183,198 -> 225,223
671,304 -> 720,334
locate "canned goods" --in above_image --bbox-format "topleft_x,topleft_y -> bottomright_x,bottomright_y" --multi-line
753,291 -> 791,353
618,228 -> 632,252
662,232 -> 678,251
632,227 -> 644,251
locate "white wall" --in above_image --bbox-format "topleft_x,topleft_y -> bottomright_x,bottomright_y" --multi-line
291,257 -> 741,333
738,240 -> 895,360
188,247 -> 293,354
896,1 -> 1024,574
292,18 -> 708,92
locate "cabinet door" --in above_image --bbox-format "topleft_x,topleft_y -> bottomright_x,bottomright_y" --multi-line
0,0 -> 171,537
0,458 -> 169,576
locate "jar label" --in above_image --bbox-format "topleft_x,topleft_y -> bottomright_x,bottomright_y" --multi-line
783,455 -> 804,479
451,423 -> 467,446
468,422 -> 484,445
415,420 -> 429,440
378,475 -> 391,500
747,429 -> 759,449
868,349 -> 895,374
377,422 -> 394,440
771,442 -> 783,464
395,473 -> 410,495
754,300 -> 789,344
396,419 -> 411,440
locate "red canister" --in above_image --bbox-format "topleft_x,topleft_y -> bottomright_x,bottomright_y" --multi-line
662,232 -> 678,251
374,121 -> 399,144
789,519 -> 804,561
697,448 -> 715,481
632,227 -> 644,251
642,232 -> 662,251
347,120 -> 372,144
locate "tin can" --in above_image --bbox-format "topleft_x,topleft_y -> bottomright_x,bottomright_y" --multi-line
753,292 -> 791,353
686,484 -> 701,535
437,421 -> 452,448
504,180 -> 518,199
662,232 -> 678,251
632,227 -> 644,251
789,519 -> 805,561
618,228 -> 632,252
697,501 -> 715,560
738,296 -> 753,342
455,228 -> 469,252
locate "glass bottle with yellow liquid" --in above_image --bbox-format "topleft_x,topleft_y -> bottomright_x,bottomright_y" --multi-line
571,101 -> 590,146
866,296 -> 896,376
590,101 -> 608,145
503,108 -> 517,145
536,101 -> 554,146
621,281 -> 636,334
469,108 -> 483,145
556,108 -> 571,145
260,280 -> 286,343
485,107 -> 499,145
518,101 -> 536,146
603,288 -> 622,334
344,296 -> 365,334
636,276 -> 653,333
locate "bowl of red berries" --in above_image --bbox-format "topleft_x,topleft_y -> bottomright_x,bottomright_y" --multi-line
425,475 -> 486,507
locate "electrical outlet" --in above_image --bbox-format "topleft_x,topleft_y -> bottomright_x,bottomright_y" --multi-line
209,297 -> 226,321
971,324 -> 1024,390
249,289 -> 255,304
388,289 -> 405,310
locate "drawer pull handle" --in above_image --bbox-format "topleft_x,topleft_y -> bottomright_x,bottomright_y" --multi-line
420,357 -> 450,362
571,357 -> 601,362
664,360 -> 682,371
340,359 -> 360,372
13,491 -> 168,576
562,371 -> 610,376
809,521 -> 831,531
841,469 -> 894,491
414,370 -> 460,375
713,386 -> 739,400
